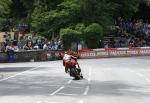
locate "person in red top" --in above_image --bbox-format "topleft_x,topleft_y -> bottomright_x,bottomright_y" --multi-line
63,51 -> 80,73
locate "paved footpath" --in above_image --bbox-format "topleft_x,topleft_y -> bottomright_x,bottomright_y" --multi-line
0,56 -> 150,103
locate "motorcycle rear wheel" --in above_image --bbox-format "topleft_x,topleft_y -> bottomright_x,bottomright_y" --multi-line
70,68 -> 81,80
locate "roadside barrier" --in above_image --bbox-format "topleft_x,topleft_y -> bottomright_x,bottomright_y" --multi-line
78,47 -> 150,59
0,50 -> 64,63
1,47 -> 150,62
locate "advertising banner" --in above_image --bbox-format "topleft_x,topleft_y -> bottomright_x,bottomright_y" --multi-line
79,48 -> 150,59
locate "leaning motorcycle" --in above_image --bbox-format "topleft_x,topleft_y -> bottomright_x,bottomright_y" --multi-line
64,59 -> 83,80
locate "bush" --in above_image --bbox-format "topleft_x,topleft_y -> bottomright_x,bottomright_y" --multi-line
60,28 -> 81,50
84,23 -> 104,49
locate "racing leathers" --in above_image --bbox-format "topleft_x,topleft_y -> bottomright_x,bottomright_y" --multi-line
63,54 -> 80,73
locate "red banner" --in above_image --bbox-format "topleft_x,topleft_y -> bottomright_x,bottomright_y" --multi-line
78,47 -> 150,59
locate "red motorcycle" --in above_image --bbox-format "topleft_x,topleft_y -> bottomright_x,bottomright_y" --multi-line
63,55 -> 83,80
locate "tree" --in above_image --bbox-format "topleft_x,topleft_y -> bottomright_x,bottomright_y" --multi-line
10,0 -> 27,19
19,0 -> 35,20
60,28 -> 82,50
108,0 -> 142,17
31,0 -> 81,37
30,0 -> 115,49
84,23 -> 104,49
2,0 -> 149,49
31,0 -> 48,32
0,0 -> 12,16
0,0 -> 12,28
75,23 -> 86,34
20,0 -> 35,11
144,0 -> 150,5
80,0 -> 116,29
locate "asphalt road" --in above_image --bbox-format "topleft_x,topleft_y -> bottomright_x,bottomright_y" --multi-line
0,56 -> 150,103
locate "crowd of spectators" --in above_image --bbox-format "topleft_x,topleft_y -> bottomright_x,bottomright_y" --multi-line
0,34 -> 62,52
105,17 -> 150,48
1,17 -> 150,52
0,19 -> 62,52
23,38 -> 62,51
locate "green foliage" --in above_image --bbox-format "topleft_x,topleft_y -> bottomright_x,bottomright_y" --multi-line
145,0 -> 150,5
33,35 -> 46,40
31,0 -> 81,37
20,0 -> 35,11
31,0 -> 50,32
1,0 -> 150,49
75,23 -> 86,33
108,0 -> 142,17
84,23 -> 103,49
0,0 -> 12,26
30,0 -> 114,45
0,0 -> 12,16
60,28 -> 82,49
10,0 -> 27,18
80,0 -> 116,29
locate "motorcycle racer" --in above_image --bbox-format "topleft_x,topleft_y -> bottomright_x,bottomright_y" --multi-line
63,51 -> 83,79
63,51 -> 80,73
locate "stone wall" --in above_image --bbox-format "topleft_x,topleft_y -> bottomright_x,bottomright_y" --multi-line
0,50 -> 63,63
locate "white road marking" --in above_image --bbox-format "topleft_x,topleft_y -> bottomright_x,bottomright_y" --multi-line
78,100 -> 83,103
0,66 -> 40,82
83,86 -> 89,95
67,80 -> 72,84
50,79 -> 73,96
50,86 -> 65,96
58,93 -> 77,96
83,68 -> 92,95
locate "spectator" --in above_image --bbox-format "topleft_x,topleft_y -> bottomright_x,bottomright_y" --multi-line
17,40 -> 22,49
107,17 -> 150,48
54,42 -> 58,50
6,43 -> 15,63
23,42 -> 32,50
43,43 -> 48,50
33,44 -> 39,50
